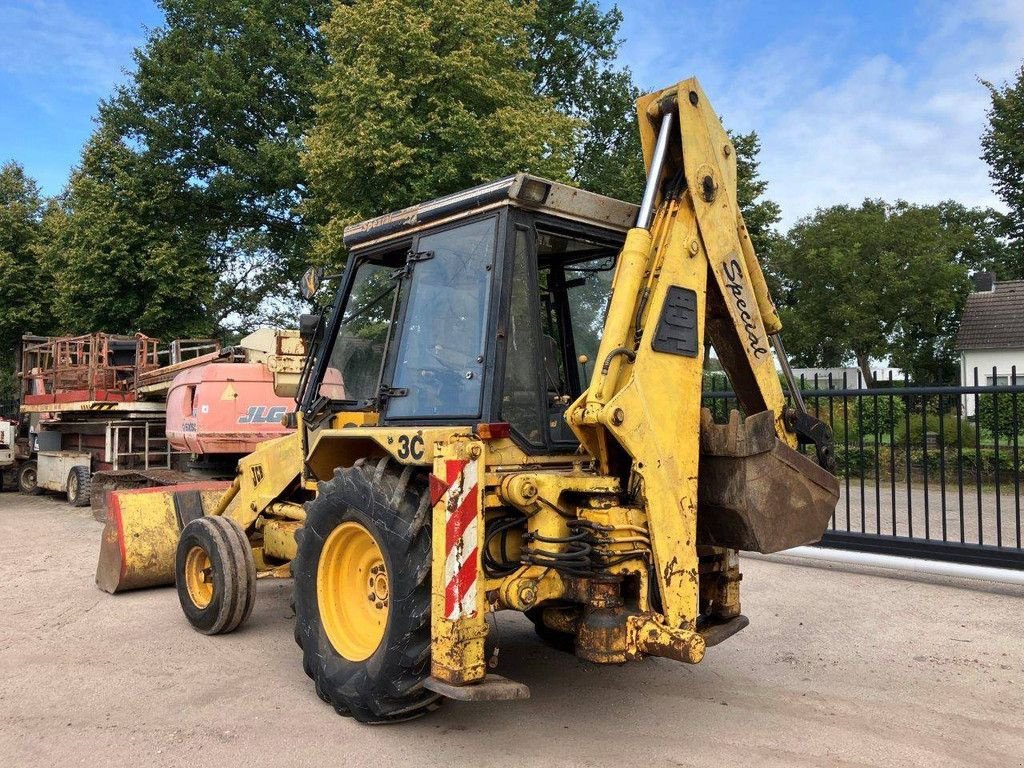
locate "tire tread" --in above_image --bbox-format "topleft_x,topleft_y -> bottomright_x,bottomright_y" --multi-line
293,457 -> 439,723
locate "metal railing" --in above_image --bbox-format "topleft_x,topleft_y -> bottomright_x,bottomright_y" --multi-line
703,367 -> 1024,570
104,421 -> 174,471
20,333 -> 161,399
0,399 -> 18,420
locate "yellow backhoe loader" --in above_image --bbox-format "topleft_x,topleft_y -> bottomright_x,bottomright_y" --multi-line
97,78 -> 839,723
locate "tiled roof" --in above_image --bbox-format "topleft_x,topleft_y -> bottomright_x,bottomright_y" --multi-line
955,280 -> 1024,351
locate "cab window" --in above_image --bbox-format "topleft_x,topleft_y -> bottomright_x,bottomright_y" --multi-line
501,228 -> 544,444
320,249 -> 405,402
531,228 -> 618,444
498,223 -> 619,447
386,218 -> 497,419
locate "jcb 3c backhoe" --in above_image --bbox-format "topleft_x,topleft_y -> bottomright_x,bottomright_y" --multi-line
97,78 -> 839,723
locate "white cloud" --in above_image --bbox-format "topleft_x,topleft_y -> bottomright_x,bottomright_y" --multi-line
0,0 -> 141,98
615,0 -> 1022,228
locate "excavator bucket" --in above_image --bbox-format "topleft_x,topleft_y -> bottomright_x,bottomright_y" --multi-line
96,481 -> 232,594
698,409 -> 840,553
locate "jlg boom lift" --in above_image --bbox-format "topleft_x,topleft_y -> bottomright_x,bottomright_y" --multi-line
98,79 -> 839,723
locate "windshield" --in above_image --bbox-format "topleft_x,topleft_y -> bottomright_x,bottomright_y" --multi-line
320,251 -> 405,402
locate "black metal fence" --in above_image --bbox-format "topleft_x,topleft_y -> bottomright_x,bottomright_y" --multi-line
0,399 -> 17,420
703,367 -> 1024,570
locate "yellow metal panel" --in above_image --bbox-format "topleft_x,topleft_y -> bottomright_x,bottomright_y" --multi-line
604,197 -> 707,630
228,430 -> 304,529
634,79 -> 792,444
262,518 -> 301,562
306,426 -> 467,478
673,79 -> 790,438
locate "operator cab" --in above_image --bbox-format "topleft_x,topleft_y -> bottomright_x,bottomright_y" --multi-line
300,174 -> 637,454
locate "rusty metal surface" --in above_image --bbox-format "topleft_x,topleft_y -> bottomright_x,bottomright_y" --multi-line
90,469 -> 195,522
698,410 -> 840,553
21,333 -> 161,404
422,674 -> 530,701
626,614 -> 706,664
575,577 -> 629,664
698,614 -> 749,647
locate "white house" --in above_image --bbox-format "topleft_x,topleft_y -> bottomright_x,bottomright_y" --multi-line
789,366 -> 904,389
955,273 -> 1024,416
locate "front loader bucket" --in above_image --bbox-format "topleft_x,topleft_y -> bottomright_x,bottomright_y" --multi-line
96,481 -> 232,594
697,409 -> 840,553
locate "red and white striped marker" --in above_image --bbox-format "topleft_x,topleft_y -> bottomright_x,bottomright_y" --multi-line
441,458 -> 479,621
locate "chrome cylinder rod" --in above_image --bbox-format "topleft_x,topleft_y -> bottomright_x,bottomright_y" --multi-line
636,111 -> 675,231
772,333 -> 807,413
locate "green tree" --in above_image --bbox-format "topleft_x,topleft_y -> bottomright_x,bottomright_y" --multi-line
732,130 -> 783,277
774,200 -> 983,385
883,204 -> 974,383
0,162 -> 54,394
95,0 -> 332,329
981,64 -> 1024,254
304,0 -> 579,264
937,201 -> 1017,278
48,130 -> 215,339
527,0 -> 645,203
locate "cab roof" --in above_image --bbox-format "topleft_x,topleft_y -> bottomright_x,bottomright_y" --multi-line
342,174 -> 639,250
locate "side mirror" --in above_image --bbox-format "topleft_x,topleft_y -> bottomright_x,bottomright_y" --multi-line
299,313 -> 323,344
300,266 -> 325,301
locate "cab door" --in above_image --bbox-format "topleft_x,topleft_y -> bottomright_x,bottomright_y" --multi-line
383,216 -> 499,423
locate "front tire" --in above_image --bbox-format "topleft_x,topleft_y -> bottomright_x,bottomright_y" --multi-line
66,466 -> 91,507
175,516 -> 256,635
293,457 -> 438,724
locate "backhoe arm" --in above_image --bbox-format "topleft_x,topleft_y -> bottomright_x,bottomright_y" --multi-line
567,78 -> 834,633
571,79 -> 792,461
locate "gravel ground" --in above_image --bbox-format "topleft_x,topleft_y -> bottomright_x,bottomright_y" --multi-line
1,491 -> 1022,768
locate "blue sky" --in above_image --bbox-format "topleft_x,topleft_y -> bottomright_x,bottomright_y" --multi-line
1,0 -> 1020,227
612,0 -> 1021,225
0,1 -> 161,193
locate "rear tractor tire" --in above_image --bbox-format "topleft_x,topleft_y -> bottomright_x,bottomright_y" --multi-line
66,466 -> 91,507
292,457 -> 439,724
175,516 -> 256,635
18,461 -> 41,495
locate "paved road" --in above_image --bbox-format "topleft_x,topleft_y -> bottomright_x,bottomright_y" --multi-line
1,492 -> 1022,767
836,482 -> 1023,548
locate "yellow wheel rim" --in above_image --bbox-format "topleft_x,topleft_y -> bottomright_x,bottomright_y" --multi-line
184,546 -> 214,609
317,521 -> 390,662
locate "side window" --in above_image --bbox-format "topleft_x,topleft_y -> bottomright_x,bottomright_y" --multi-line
387,218 -> 496,419
501,229 -> 543,444
564,257 -> 615,385
534,229 -> 619,444
321,255 -> 403,402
